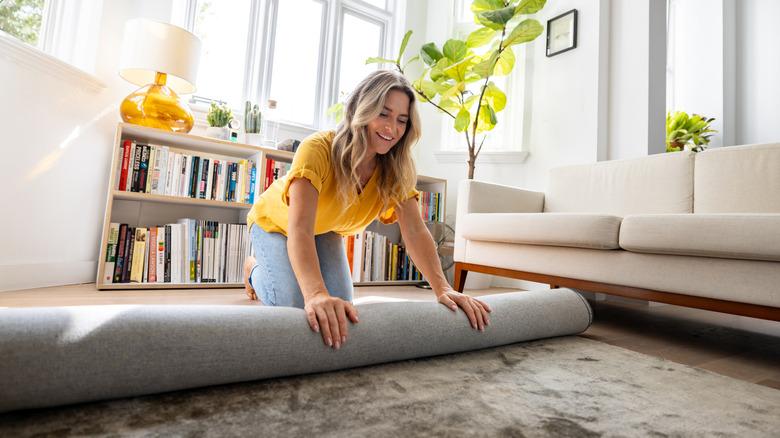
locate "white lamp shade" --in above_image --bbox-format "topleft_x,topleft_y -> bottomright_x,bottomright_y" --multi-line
119,18 -> 201,94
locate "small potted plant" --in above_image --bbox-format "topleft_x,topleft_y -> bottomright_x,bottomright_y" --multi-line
666,111 -> 717,152
244,100 -> 263,146
205,102 -> 234,140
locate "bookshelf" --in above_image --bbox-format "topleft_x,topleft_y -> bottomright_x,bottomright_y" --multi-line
96,123 -> 447,290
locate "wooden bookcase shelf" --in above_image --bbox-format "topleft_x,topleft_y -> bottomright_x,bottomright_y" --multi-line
97,123 -> 447,291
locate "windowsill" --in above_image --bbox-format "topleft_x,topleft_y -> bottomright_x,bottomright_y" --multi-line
191,104 -> 318,139
0,32 -> 105,92
433,150 -> 530,164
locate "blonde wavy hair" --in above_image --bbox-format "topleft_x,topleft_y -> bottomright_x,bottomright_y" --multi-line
331,69 -> 422,211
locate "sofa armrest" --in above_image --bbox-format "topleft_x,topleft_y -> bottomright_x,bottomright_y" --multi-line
455,180 -> 545,262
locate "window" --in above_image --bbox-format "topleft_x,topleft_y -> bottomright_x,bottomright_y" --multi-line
0,0 -> 45,47
438,0 -> 527,153
172,0 -> 397,129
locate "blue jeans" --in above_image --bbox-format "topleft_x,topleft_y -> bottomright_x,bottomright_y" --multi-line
248,225 -> 353,308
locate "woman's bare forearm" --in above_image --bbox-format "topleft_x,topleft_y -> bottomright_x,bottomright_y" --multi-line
403,224 -> 450,294
288,229 -> 328,301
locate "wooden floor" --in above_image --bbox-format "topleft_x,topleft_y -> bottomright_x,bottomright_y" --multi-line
1,283 -> 778,390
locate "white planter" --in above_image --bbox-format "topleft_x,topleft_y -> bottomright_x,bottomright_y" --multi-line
205,126 -> 229,140
464,272 -> 493,290
245,132 -> 263,146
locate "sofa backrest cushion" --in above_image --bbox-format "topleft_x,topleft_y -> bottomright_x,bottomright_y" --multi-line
544,151 -> 695,215
694,143 -> 780,213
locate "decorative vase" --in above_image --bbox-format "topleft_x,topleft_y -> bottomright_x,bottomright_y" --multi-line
245,133 -> 264,146
120,72 -> 195,133
205,126 -> 230,141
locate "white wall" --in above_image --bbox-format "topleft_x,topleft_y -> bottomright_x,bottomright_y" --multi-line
735,0 -> 780,144
0,1 -> 174,292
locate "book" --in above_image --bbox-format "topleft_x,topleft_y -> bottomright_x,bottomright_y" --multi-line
164,225 -> 172,283
148,227 -> 157,282
248,163 -> 256,204
189,156 -> 200,198
130,145 -> 143,192
199,158 -> 210,199
122,226 -> 135,283
125,141 -> 137,191
144,146 -> 155,193
118,140 -> 132,191
113,224 -> 128,283
130,227 -> 147,283
156,226 -> 165,283
104,223 -> 120,284
138,145 -> 150,193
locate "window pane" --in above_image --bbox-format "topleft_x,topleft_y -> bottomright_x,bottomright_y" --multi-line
0,0 -> 45,46
269,0 -> 324,126
192,0 -> 251,107
337,12 -> 382,100
362,0 -> 386,9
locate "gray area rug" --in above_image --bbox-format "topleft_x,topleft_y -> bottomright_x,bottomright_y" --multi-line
1,336 -> 777,437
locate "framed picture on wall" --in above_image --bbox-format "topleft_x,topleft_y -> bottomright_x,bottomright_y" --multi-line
546,9 -> 578,57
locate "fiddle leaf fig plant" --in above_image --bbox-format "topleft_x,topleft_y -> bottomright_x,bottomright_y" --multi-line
666,111 -> 717,153
367,0 -> 547,179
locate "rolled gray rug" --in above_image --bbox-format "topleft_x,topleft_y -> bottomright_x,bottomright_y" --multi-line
0,289 -> 591,413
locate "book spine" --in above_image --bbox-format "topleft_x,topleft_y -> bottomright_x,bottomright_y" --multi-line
122,226 -> 134,283
189,156 -> 200,198
131,145 -> 143,192
164,225 -> 171,283
130,228 -> 147,283
113,224 -> 127,283
144,146 -> 155,193
118,140 -> 131,191
148,226 -> 157,282
210,160 -> 219,201
199,158 -> 210,199
229,163 -> 238,202
125,141 -> 136,191
104,223 -> 120,284
138,145 -> 150,193
248,162 -> 256,204
156,226 -> 165,283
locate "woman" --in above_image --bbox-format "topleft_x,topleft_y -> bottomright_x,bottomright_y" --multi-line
243,70 -> 491,349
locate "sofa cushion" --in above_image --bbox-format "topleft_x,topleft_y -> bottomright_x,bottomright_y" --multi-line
460,213 -> 623,250
694,143 -> 780,213
545,151 -> 694,215
620,214 -> 780,262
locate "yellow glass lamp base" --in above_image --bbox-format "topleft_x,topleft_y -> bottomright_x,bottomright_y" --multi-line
120,72 -> 194,133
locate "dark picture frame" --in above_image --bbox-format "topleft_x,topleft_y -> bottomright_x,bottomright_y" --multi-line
546,9 -> 578,57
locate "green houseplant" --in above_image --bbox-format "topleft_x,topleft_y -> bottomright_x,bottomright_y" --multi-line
205,102 -> 234,140
666,111 -> 717,152
371,0 -> 547,179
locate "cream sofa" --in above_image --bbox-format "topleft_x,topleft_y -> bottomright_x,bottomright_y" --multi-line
454,143 -> 780,321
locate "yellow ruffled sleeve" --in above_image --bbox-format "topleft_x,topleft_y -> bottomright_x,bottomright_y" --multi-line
378,187 -> 420,224
280,133 -> 331,206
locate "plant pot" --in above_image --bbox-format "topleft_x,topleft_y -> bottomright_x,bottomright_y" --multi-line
205,126 -> 230,141
245,132 -> 264,146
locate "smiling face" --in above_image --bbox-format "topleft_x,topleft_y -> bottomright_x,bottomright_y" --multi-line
365,89 -> 410,156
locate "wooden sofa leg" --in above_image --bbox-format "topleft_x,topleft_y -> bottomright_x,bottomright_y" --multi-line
454,262 -> 468,292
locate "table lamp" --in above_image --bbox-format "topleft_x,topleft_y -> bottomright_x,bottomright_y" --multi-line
119,19 -> 201,133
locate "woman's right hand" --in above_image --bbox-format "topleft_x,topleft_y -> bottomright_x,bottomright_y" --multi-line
304,291 -> 359,349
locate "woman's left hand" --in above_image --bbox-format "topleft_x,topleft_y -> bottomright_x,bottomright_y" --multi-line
437,288 -> 492,331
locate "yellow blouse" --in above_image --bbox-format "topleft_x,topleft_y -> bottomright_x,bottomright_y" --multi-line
247,130 -> 419,237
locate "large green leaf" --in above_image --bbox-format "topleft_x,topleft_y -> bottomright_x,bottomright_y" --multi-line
466,27 -> 497,48
477,103 -> 498,132
483,82 -> 506,112
366,57 -> 396,65
417,79 -> 440,100
471,0 -> 505,13
420,42 -> 444,66
397,30 -> 412,62
443,39 -> 468,62
494,48 -> 515,75
455,108 -> 471,132
430,57 -> 451,81
472,51 -> 499,77
515,0 -> 547,15
440,82 -> 465,100
439,97 -> 461,113
476,5 -> 517,29
504,19 -> 543,46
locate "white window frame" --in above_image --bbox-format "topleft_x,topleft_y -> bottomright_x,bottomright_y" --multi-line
175,0 -> 398,131
433,0 -> 529,163
0,0 -> 105,91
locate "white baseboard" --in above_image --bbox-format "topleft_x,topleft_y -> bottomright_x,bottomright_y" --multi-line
0,261 -> 96,292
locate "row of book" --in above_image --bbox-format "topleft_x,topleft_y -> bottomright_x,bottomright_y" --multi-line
115,139 -> 257,204
263,158 -> 292,191
418,191 -> 443,222
345,231 -> 424,283
103,220 -> 251,284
